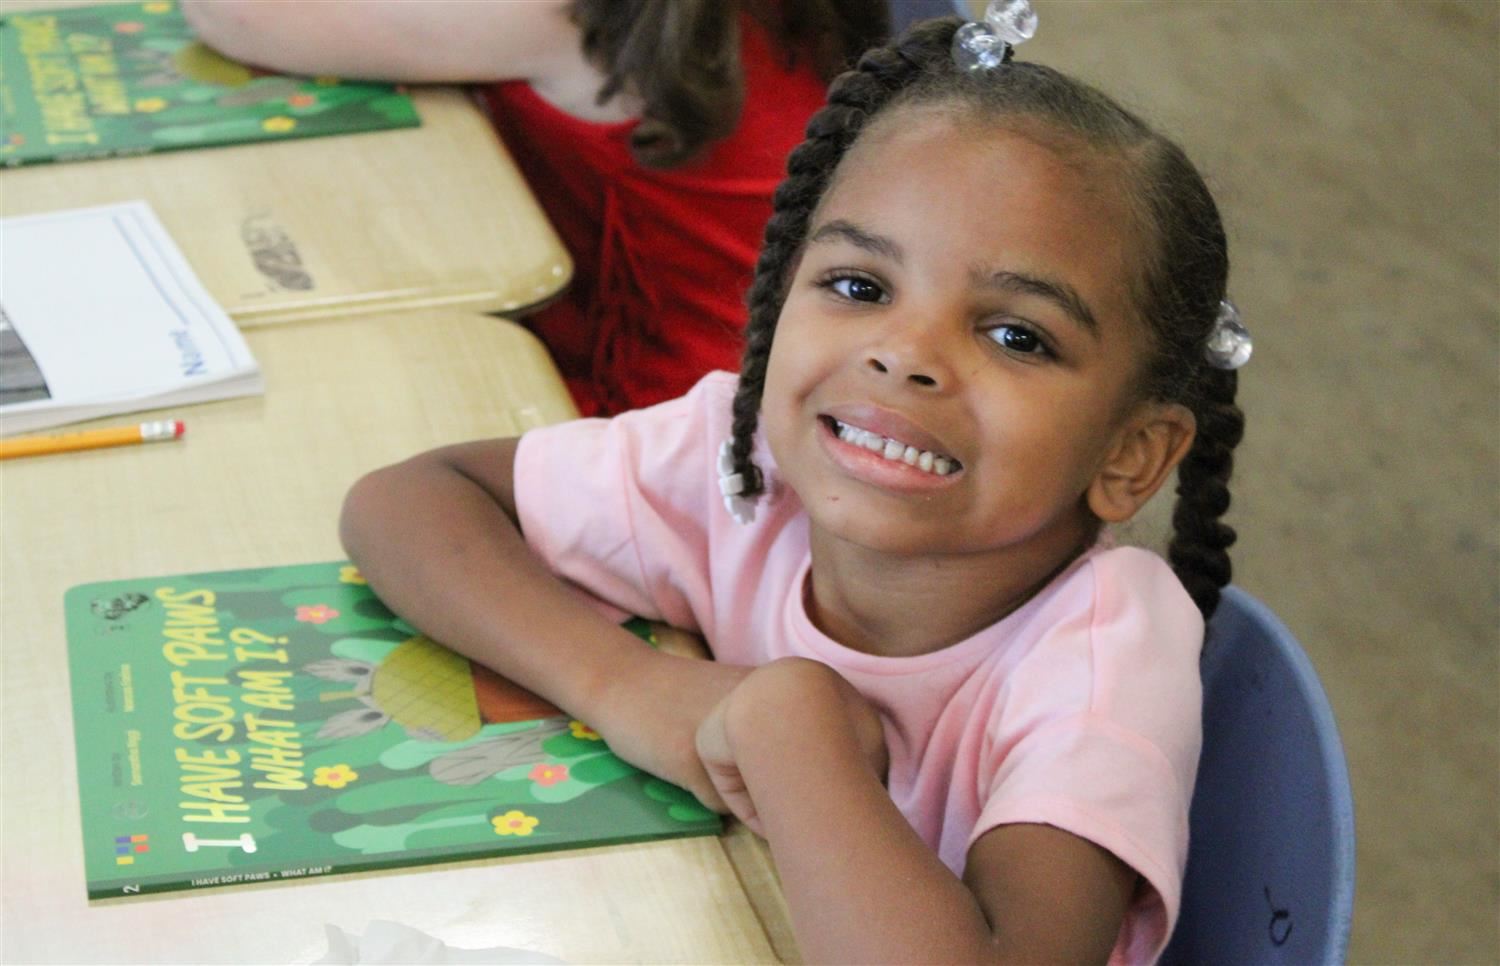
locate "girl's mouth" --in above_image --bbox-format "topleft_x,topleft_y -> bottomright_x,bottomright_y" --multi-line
822,416 -> 962,477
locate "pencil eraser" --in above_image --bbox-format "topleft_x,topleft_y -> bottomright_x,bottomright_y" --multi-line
172,420 -> 185,439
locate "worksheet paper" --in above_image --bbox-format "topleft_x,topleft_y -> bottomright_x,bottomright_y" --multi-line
0,201 -> 263,435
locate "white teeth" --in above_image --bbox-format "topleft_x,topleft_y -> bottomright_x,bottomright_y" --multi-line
831,419 -> 958,477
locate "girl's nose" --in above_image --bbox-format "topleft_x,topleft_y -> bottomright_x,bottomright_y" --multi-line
862,316 -> 956,390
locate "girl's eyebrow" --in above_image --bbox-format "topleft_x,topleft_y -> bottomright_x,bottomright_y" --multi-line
807,219 -> 904,261
974,268 -> 1100,338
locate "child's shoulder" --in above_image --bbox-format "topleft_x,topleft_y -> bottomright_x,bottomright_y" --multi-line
1061,544 -> 1205,701
687,369 -> 741,407
1081,545 -> 1200,622
1064,544 -> 1203,640
1002,545 -> 1202,689
612,370 -> 739,426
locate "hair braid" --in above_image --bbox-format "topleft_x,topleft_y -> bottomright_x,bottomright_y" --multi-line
728,17 -> 962,496
1129,138 -> 1243,620
1168,369 -> 1244,616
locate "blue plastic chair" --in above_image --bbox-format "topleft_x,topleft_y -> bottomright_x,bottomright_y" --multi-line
1161,586 -> 1356,964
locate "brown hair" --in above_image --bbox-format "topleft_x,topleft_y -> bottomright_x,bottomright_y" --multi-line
725,16 -> 1245,618
571,0 -> 891,168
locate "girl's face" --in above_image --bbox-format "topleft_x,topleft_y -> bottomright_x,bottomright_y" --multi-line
762,109 -> 1166,562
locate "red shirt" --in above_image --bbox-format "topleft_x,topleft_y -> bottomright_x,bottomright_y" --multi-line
478,21 -> 827,415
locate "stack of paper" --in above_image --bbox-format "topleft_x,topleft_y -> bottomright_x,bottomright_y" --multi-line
0,201 -> 263,435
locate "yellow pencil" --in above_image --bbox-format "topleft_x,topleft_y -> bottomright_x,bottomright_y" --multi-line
0,419 -> 185,460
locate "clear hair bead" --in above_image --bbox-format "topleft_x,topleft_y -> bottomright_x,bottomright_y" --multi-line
952,0 -> 1038,72
1204,300 -> 1253,370
716,440 -> 756,524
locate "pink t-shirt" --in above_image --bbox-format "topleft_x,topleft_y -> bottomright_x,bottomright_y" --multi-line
515,371 -> 1204,963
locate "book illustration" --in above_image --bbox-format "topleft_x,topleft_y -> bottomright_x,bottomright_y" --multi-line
0,1 -> 420,167
65,561 -> 720,899
305,634 -> 570,784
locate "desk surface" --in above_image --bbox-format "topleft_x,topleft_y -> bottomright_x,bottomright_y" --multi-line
0,310 -> 794,964
1,2 -> 572,327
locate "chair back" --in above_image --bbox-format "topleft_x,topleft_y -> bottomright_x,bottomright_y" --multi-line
1160,586 -> 1356,964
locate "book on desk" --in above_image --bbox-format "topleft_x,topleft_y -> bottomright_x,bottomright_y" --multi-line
63,560 -> 721,899
0,0 -> 419,168
0,199 -> 264,436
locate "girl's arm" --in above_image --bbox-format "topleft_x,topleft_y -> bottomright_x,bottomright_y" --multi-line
697,659 -> 1137,963
340,439 -> 749,810
180,0 -> 576,83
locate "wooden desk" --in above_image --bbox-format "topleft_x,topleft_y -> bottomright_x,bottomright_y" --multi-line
0,310 -> 794,964
0,2 -> 571,327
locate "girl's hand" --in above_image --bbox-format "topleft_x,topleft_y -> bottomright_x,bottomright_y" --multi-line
695,658 -> 889,835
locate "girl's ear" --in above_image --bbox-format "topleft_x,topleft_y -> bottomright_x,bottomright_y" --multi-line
1087,403 -> 1197,523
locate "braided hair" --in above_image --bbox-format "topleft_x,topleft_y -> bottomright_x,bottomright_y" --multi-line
726,16 -> 1244,618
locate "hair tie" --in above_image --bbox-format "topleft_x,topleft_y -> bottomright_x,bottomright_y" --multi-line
952,0 -> 1038,72
1204,299 -> 1253,370
717,440 -> 756,524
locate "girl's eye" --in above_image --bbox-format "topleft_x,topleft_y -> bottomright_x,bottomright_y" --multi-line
827,275 -> 888,304
987,323 -> 1050,357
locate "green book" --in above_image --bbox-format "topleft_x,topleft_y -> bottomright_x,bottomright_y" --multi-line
64,561 -> 720,899
0,1 -> 420,167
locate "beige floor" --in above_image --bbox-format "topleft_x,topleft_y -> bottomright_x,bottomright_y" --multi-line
1006,1 -> 1499,961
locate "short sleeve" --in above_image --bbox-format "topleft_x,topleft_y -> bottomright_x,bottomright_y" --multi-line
968,550 -> 1204,963
971,716 -> 1189,962
512,373 -> 732,632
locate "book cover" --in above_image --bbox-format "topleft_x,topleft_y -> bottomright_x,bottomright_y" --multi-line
0,1 -> 420,167
63,561 -> 721,899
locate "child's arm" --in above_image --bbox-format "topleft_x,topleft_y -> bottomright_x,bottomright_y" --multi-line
340,439 -> 750,810
181,0 -> 575,84
696,659 -> 1137,963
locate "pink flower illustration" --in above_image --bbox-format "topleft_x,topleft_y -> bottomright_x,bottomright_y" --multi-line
528,763 -> 570,787
295,604 -> 340,624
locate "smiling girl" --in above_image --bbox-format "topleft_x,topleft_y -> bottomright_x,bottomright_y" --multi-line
340,7 -> 1247,961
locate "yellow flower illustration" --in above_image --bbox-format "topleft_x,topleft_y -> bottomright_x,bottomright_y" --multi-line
312,764 -> 359,789
569,720 -> 601,741
338,565 -> 367,585
143,2 -> 172,13
262,116 -> 297,133
491,810 -> 539,837
133,98 -> 167,113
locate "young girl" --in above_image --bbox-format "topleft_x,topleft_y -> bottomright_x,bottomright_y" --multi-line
183,0 -> 887,415
340,10 -> 1247,963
